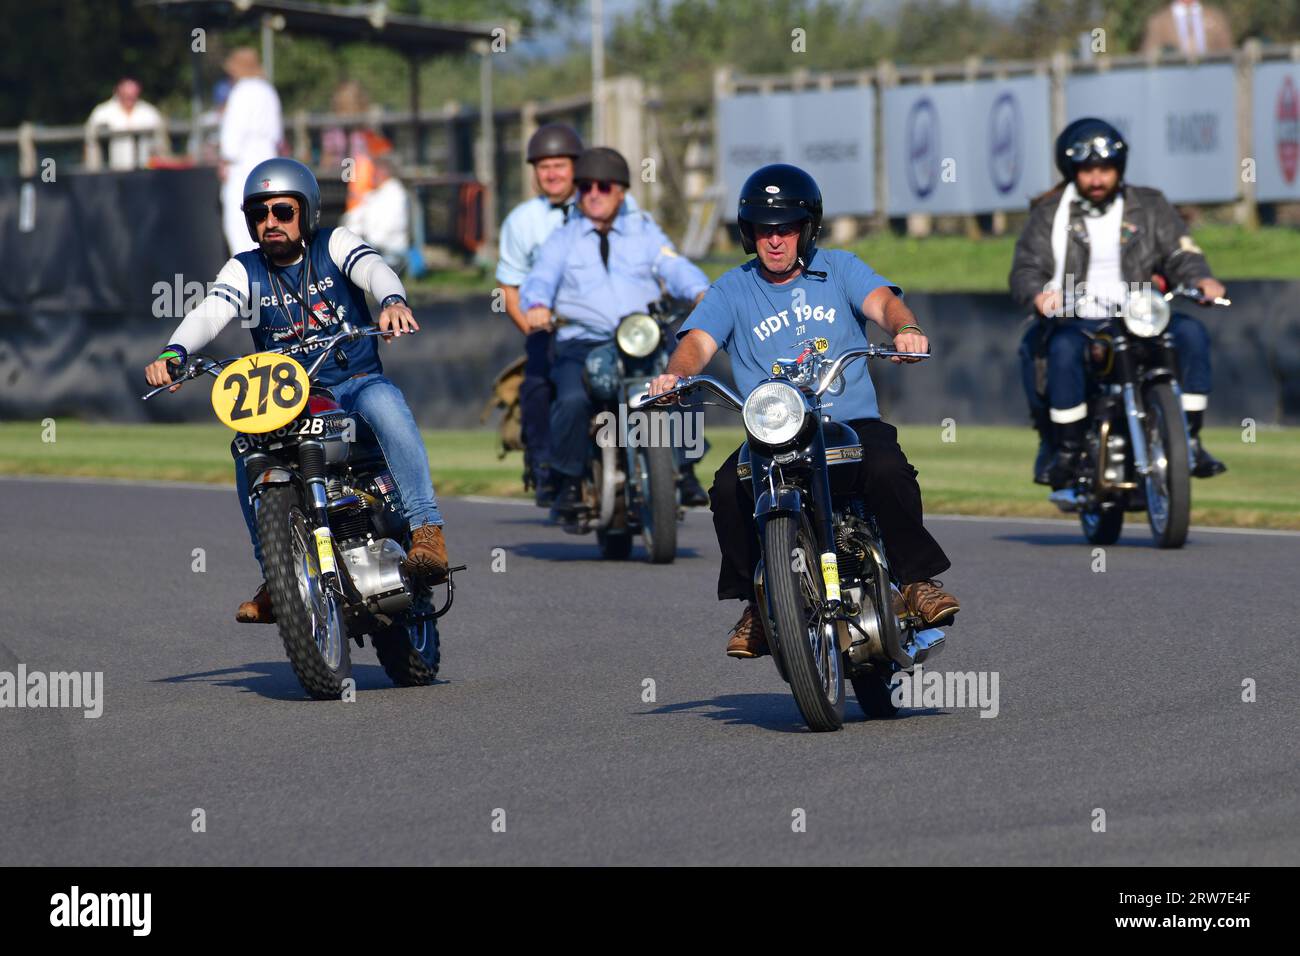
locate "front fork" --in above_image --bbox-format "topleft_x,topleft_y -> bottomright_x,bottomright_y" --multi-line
1114,338 -> 1152,476
805,430 -> 842,609
298,440 -> 341,590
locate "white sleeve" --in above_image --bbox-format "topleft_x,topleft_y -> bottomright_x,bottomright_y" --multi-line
166,258 -> 251,353
219,85 -> 245,162
328,226 -> 405,304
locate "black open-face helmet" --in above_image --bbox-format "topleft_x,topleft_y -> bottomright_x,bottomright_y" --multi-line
527,122 -> 583,163
737,164 -> 823,262
1055,117 -> 1127,182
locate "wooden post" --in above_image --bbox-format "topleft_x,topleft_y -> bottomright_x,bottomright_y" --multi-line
520,99 -> 538,199
1236,39 -> 1260,230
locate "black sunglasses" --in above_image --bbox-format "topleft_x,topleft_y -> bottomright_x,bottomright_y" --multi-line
753,222 -> 801,238
577,180 -> 617,194
246,202 -> 298,224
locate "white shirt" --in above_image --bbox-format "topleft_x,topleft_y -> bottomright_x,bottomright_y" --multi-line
341,178 -> 409,259
85,98 -> 164,171
1081,200 -> 1127,318
219,77 -> 283,186
1171,1 -> 1207,55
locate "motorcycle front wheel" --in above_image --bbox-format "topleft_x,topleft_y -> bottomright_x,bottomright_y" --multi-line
1142,383 -> 1191,549
763,512 -> 844,732
256,485 -> 353,700
635,442 -> 678,564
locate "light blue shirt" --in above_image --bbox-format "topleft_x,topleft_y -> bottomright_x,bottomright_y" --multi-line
495,191 -> 639,287
521,209 -> 710,344
680,248 -> 898,422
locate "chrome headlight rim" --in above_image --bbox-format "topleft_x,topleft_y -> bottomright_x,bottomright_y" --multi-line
1123,290 -> 1171,338
742,381 -> 810,449
615,313 -> 661,359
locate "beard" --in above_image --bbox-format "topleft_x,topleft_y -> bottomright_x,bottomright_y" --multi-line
259,231 -> 301,263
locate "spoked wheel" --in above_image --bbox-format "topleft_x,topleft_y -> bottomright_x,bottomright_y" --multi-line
256,486 -> 352,700
1142,383 -> 1191,549
636,442 -> 678,564
763,511 -> 844,732
373,594 -> 441,687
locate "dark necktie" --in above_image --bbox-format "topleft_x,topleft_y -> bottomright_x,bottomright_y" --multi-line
598,230 -> 610,270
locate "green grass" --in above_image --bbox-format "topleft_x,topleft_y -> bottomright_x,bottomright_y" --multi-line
3,421 -> 1297,530
416,224 -> 1300,296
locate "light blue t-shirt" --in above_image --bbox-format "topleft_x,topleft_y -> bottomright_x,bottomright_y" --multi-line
679,247 -> 898,422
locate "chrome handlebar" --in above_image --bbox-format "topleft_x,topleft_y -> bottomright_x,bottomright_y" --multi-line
142,323 -> 395,401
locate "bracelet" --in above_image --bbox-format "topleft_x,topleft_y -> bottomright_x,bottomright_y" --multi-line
157,344 -> 188,366
380,294 -> 408,310
895,324 -> 924,336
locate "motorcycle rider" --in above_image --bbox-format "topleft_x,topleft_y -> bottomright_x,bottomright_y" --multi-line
496,123 -> 584,506
648,164 -> 959,659
144,157 -> 449,623
519,146 -> 711,521
1010,117 -> 1228,489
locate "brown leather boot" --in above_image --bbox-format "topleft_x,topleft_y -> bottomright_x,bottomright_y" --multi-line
236,582 -> 276,624
403,523 -> 449,584
898,579 -> 959,628
725,603 -> 768,659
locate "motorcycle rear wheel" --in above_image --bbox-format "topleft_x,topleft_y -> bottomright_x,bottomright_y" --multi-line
1080,502 -> 1124,544
763,512 -> 844,732
850,669 -> 899,719
256,485 -> 353,700
373,598 -> 440,687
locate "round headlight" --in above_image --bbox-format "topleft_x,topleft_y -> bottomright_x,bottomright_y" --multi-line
1123,289 -> 1171,338
616,313 -> 660,358
743,381 -> 807,447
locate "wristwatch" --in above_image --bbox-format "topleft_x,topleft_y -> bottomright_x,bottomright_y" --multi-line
380,294 -> 408,310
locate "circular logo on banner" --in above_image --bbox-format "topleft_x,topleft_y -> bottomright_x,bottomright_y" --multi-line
989,92 -> 1021,195
211,352 -> 309,433
1278,77 -> 1299,185
906,97 -> 940,199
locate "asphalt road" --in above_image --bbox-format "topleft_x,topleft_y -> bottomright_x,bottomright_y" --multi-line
1,476 -> 1296,866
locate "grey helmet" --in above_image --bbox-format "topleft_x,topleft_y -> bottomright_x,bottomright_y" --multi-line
241,157 -> 321,242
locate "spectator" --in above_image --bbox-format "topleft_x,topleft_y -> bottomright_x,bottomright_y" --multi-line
219,47 -> 283,255
1141,1 -> 1234,56
83,78 -> 167,172
342,152 -> 410,273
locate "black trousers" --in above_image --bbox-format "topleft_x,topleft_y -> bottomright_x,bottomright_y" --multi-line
708,419 -> 951,603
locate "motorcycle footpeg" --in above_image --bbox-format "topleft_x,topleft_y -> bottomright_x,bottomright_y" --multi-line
1048,488 -> 1081,512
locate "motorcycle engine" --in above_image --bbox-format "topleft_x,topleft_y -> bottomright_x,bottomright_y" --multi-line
340,538 -> 412,616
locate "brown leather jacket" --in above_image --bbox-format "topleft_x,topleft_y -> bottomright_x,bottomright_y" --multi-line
1008,183 -> 1213,310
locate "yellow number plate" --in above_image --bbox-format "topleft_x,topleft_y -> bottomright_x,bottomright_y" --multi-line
211,353 -> 309,433
820,551 -> 841,603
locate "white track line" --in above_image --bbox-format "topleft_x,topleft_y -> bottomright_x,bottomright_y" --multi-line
4,475 -> 1297,537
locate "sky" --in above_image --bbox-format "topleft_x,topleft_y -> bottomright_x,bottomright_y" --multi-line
517,0 -> 1031,58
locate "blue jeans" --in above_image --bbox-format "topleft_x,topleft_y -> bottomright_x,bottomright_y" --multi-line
1047,313 -> 1212,420
236,373 -> 443,566
521,330 -> 554,479
547,340 -> 600,479
1018,318 -> 1049,425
